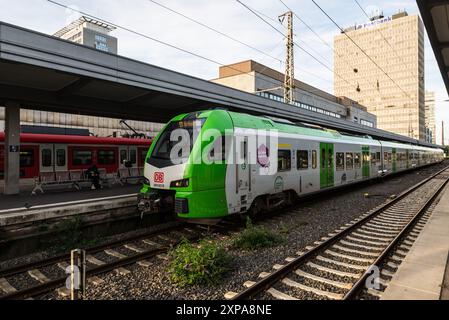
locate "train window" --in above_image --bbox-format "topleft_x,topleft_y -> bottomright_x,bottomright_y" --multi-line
346,153 -> 354,170
312,150 -> 317,169
297,150 -> 308,170
376,152 -> 381,163
20,150 -> 34,168
354,153 -> 361,169
384,152 -> 388,162
130,149 -> 137,164
98,150 -> 116,165
141,150 -> 148,164
120,150 -> 127,164
73,150 -> 93,166
278,150 -> 291,172
41,149 -> 52,167
371,153 -> 376,164
56,149 -> 66,167
321,148 -> 326,169
336,152 -> 345,171
388,153 -> 392,163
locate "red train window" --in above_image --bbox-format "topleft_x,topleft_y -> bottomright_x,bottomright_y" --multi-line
98,150 -> 116,165
73,150 -> 93,166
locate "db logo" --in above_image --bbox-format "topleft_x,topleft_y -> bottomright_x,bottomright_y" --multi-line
154,172 -> 164,183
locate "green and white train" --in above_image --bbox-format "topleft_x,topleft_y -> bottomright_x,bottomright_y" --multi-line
138,110 -> 444,223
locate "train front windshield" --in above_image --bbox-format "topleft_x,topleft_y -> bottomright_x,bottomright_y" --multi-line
150,119 -> 205,163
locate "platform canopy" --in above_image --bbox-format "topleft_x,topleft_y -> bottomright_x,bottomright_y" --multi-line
0,21 -> 440,148
417,0 -> 449,96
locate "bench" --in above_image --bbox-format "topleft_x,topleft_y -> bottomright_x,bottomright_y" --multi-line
114,167 -> 144,186
31,170 -> 91,195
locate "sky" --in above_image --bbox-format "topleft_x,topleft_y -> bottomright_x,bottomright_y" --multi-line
0,0 -> 448,144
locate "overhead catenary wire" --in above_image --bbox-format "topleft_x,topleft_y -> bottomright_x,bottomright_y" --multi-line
147,0 -> 283,65
353,0 -> 419,80
311,0 -> 414,101
236,0 -> 352,86
277,0 -> 382,94
46,0 -> 300,97
146,0 -> 332,88
48,0 -> 334,102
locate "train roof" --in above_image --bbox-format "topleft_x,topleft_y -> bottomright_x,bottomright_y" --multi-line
0,132 -> 152,146
221,111 -> 443,151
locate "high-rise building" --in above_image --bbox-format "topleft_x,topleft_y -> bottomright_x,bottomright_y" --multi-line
334,11 -> 425,140
54,16 -> 118,54
211,60 -> 377,127
425,91 -> 436,144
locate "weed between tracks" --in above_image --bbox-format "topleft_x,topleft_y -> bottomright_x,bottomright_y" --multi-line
168,238 -> 232,286
232,219 -> 285,250
55,216 -> 100,252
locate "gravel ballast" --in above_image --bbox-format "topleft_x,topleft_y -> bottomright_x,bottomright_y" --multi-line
80,163 -> 449,300
5,162 -> 445,300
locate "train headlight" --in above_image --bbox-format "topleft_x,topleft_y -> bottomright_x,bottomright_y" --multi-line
170,178 -> 189,188
143,177 -> 151,185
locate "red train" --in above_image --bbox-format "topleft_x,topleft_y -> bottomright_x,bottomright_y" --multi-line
0,132 -> 152,181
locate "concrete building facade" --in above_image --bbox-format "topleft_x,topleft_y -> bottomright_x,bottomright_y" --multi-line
425,91 -> 436,144
334,11 -> 425,140
212,60 -> 377,127
53,16 -> 118,54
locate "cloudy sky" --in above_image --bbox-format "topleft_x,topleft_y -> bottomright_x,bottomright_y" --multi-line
1,0 -> 448,143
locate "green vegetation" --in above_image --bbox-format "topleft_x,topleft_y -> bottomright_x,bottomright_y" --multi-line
232,219 -> 284,250
168,238 -> 232,286
55,216 -> 99,252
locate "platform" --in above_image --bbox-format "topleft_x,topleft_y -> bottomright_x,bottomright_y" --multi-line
382,184 -> 449,300
0,184 -> 140,212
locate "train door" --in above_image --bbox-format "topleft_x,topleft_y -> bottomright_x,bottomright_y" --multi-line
40,144 -> 53,173
405,149 -> 410,169
236,140 -> 250,209
54,145 -> 68,172
392,148 -> 397,173
119,146 -> 128,169
362,146 -> 370,178
0,145 -> 4,180
40,144 -> 68,173
129,147 -> 138,168
320,142 -> 334,188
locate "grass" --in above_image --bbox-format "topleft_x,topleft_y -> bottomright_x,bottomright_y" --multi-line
168,238 -> 232,287
232,218 -> 284,250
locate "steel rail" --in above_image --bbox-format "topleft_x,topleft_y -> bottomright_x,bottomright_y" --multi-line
231,165 -> 449,300
0,231 -> 203,300
344,171 -> 449,299
0,222 -> 186,279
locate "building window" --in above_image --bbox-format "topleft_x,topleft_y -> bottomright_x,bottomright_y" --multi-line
297,150 -> 308,170
336,152 -> 345,171
278,150 -> 291,172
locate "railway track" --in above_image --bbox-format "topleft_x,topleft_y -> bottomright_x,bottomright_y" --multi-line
1,164 -> 447,300
0,223 -> 229,300
226,166 -> 449,300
